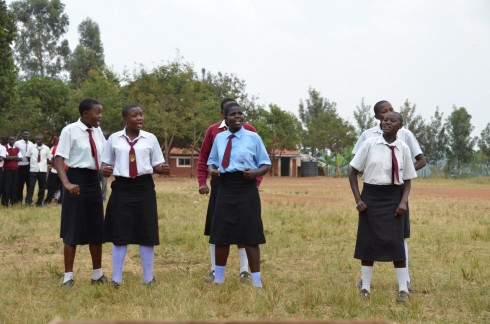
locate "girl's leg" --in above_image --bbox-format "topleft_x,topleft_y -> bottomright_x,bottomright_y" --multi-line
139,245 -> 155,284
89,244 -> 104,280
63,244 -> 76,284
214,245 -> 230,284
361,260 -> 374,293
394,260 -> 408,293
237,244 -> 249,275
112,244 -> 127,284
245,245 -> 262,288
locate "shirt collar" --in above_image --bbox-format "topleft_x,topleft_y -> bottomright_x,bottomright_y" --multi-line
218,120 -> 227,130
226,126 -> 245,139
76,118 -> 93,131
120,127 -> 146,141
376,134 -> 402,150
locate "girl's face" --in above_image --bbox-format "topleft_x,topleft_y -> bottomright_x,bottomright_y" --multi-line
225,106 -> 244,132
8,137 -> 15,146
382,112 -> 402,136
83,104 -> 103,128
124,106 -> 144,131
375,102 -> 394,121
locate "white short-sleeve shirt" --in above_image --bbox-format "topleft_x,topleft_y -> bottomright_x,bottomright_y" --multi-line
14,140 -> 34,166
56,119 -> 106,170
26,144 -> 52,172
0,145 -> 6,168
352,125 -> 423,159
350,135 -> 418,185
101,129 -> 165,178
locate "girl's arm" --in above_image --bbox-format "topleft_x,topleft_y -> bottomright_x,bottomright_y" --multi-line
55,156 -> 79,194
243,164 -> 271,180
396,179 -> 411,216
349,166 -> 367,213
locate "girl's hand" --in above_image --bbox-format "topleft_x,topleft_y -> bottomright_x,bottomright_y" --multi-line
154,163 -> 170,175
102,164 -> 114,177
395,201 -> 407,216
243,168 -> 256,180
356,199 -> 367,213
64,183 -> 80,196
210,169 -> 220,178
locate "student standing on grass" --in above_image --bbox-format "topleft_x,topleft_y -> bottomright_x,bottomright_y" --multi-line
55,98 -> 107,287
44,137 -> 64,205
207,102 -> 271,288
25,134 -> 52,206
2,136 -> 22,207
15,129 -> 34,204
101,104 -> 170,287
198,98 -> 261,283
352,100 -> 426,292
349,111 -> 417,303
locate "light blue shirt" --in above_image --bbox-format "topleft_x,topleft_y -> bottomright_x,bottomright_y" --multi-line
208,127 -> 271,173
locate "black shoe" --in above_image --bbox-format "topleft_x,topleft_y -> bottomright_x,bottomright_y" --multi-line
204,270 -> 215,283
91,274 -> 108,285
143,278 -> 157,286
359,288 -> 370,301
111,280 -> 120,288
61,279 -> 74,288
240,271 -> 251,283
396,290 -> 410,303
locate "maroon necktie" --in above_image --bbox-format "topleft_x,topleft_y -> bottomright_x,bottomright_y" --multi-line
126,137 -> 139,178
87,129 -> 100,172
386,145 -> 400,184
37,147 -> 41,163
221,134 -> 235,169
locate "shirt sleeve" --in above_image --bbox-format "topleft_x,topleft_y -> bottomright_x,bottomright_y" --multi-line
402,129 -> 423,159
56,126 -> 71,159
255,134 -> 271,166
352,131 -> 367,155
207,139 -> 220,168
402,144 -> 418,180
350,138 -> 372,172
101,135 -> 115,165
197,126 -> 214,186
150,134 -> 165,166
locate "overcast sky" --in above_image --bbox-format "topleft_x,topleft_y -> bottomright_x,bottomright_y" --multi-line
47,1 -> 490,135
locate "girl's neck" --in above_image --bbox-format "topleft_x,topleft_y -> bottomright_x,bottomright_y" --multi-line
125,127 -> 139,140
383,134 -> 397,144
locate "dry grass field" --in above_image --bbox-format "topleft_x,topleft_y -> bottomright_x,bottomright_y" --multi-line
0,176 -> 489,323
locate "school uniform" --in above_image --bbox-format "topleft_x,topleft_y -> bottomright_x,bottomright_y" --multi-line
353,125 -> 423,238
101,129 -> 165,246
44,146 -> 63,204
25,144 -> 52,205
15,139 -> 34,203
2,145 -> 22,206
56,119 -> 106,245
207,127 -> 271,245
350,135 -> 417,262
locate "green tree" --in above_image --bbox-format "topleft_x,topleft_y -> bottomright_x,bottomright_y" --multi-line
445,106 -> 476,174
399,99 -> 425,140
9,0 -> 70,78
68,18 -> 105,87
253,104 -> 302,176
298,87 -> 336,126
477,123 -> 490,164
353,97 -> 375,135
419,107 -> 447,164
0,0 -> 18,137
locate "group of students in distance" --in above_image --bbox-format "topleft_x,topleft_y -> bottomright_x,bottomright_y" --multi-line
1,97 -> 425,303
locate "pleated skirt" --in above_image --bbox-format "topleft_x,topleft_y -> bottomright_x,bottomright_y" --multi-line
210,172 -> 266,245
104,175 -> 159,245
60,168 -> 104,245
354,183 -> 405,262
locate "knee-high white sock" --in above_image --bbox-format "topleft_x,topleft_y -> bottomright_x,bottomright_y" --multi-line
238,248 -> 249,273
251,272 -> 262,288
214,265 -> 226,284
404,239 -> 411,283
139,245 -> 155,284
395,267 -> 409,292
112,245 -> 127,283
210,244 -> 216,271
361,266 -> 373,292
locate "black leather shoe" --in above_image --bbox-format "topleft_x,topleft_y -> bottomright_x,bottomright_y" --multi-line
91,274 -> 108,285
61,279 -> 74,288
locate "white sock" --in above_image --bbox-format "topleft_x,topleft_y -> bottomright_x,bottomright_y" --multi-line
404,239 -> 411,283
140,245 -> 155,284
112,245 -> 127,283
238,248 -> 249,273
63,272 -> 73,283
251,272 -> 262,288
210,244 -> 216,271
92,268 -> 103,280
361,266 -> 373,292
395,267 -> 409,292
214,265 -> 226,284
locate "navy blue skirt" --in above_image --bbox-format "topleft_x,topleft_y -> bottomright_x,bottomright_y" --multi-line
210,172 -> 265,245
104,175 -> 159,245
60,168 -> 104,245
354,183 -> 405,262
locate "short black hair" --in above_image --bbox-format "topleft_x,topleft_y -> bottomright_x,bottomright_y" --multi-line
79,98 -> 101,116
122,104 -> 140,117
386,111 -> 404,125
223,102 -> 241,117
373,100 -> 389,114
220,98 -> 237,111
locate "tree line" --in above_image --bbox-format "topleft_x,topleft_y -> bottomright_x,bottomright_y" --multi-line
1,0 -> 489,177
